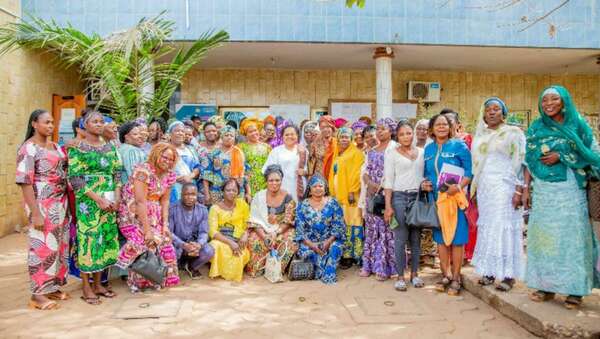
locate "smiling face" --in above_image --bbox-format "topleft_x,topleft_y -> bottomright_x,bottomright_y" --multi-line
303,128 -> 318,144
337,134 -> 351,151
319,123 -> 333,139
157,148 -> 176,172
282,127 -> 298,147
32,112 -> 54,138
484,103 -> 504,128
203,124 -> 218,143
309,183 -> 325,198
221,131 -> 235,147
396,125 -> 414,147
138,124 -> 149,142
264,123 -> 276,140
415,124 -> 428,142
431,115 -> 451,140
364,130 -> 377,148
246,124 -> 260,143
541,93 -> 564,120
353,129 -> 364,146
125,126 -> 144,147
170,125 -> 185,146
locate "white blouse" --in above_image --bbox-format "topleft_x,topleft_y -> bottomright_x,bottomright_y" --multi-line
383,146 -> 424,192
262,144 -> 306,201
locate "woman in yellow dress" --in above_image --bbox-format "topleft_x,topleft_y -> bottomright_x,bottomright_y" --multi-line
208,178 -> 251,282
329,127 -> 365,269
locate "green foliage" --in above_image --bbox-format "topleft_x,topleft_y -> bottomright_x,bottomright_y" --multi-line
346,0 -> 366,8
0,12 -> 229,123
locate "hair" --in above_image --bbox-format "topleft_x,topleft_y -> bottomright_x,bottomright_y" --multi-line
182,119 -> 195,129
149,117 -> 167,133
72,118 -> 80,136
263,164 -> 284,180
24,109 -> 50,142
181,182 -> 198,192
303,175 -> 330,199
281,124 -> 300,139
362,125 -> 376,139
118,121 -> 140,144
190,115 -> 202,123
428,113 -> 455,139
147,142 -> 179,171
222,178 -> 240,194
203,121 -> 217,131
440,108 -> 460,123
395,120 -> 414,142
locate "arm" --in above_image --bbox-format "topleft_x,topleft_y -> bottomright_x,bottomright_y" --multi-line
522,167 -> 532,209
133,178 -> 154,246
383,149 -> 395,223
168,206 -> 184,248
196,207 -> 209,246
208,206 -> 240,252
15,145 -> 43,229
161,186 -> 171,234
20,185 -> 44,229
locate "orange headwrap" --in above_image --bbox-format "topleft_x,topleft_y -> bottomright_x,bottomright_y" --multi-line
240,117 -> 263,136
263,115 -> 276,126
318,115 -> 336,131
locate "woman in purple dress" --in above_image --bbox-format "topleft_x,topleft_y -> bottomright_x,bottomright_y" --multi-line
359,118 -> 398,281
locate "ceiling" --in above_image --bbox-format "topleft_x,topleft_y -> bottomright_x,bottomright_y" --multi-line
177,42 -> 600,74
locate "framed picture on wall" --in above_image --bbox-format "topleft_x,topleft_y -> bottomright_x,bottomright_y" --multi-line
311,107 -> 328,120
506,110 -> 531,129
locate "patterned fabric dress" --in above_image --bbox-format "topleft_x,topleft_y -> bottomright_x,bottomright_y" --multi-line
361,148 -> 397,278
239,142 -> 270,197
68,143 -> 122,273
202,148 -> 247,203
116,163 -> 180,290
16,141 -> 70,295
246,192 -> 298,277
295,198 -> 346,284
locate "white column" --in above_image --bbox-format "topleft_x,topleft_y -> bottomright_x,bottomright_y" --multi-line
374,47 -> 394,119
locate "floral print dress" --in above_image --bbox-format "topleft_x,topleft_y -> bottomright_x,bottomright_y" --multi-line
16,141 -> 70,294
116,163 -> 180,291
202,148 -> 248,203
68,143 -> 122,273
239,142 -> 270,197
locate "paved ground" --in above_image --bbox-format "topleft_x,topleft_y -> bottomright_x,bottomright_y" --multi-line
0,233 -> 535,339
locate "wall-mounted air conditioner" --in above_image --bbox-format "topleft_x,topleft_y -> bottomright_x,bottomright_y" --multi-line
408,81 -> 441,103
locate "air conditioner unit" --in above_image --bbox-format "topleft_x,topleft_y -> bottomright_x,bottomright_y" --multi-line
408,81 -> 441,103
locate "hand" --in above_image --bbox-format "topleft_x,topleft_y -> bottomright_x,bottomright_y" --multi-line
267,214 -> 277,225
322,239 -> 333,252
144,229 -> 156,247
522,188 -> 531,210
296,168 -> 306,176
30,211 -> 44,231
512,192 -> 522,209
203,194 -> 212,206
540,152 -> 560,166
384,207 -> 394,224
245,193 -> 252,204
111,198 -> 120,212
421,180 -> 433,192
446,184 -> 460,196
183,242 -> 195,254
238,232 -> 248,249
348,192 -> 356,205
229,241 -> 241,256
96,197 -> 113,211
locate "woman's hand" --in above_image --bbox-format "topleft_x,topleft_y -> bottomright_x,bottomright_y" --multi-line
30,210 -> 45,231
245,193 -> 252,204
384,207 -> 394,224
322,239 -> 333,253
421,180 -> 433,192
228,240 -> 241,256
512,192 -> 522,209
522,188 -> 531,210
96,197 -> 113,211
296,168 -> 306,176
446,184 -> 460,196
540,152 -> 560,166
238,232 -> 249,249
144,229 -> 156,247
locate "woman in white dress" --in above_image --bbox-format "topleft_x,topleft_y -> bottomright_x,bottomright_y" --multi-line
471,97 -> 526,292
262,124 -> 307,201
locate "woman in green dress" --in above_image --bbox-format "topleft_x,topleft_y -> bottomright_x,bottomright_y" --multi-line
68,111 -> 123,305
239,118 -> 271,198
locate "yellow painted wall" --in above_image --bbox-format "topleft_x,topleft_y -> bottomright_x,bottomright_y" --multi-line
182,68 -> 600,129
0,0 -> 84,236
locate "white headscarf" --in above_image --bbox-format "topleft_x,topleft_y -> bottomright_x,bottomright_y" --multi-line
413,119 -> 432,148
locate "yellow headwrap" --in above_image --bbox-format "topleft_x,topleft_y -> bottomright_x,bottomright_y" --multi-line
240,117 -> 263,136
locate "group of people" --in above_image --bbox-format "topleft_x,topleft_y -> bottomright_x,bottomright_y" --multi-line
17,85 -> 600,311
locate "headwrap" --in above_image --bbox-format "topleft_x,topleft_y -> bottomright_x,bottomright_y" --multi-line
358,116 -> 372,125
220,125 -> 237,136
134,117 -> 147,126
263,115 -> 276,126
300,121 -> 319,146
351,121 -> 368,132
525,85 -> 600,188
79,111 -> 104,130
168,121 -> 185,133
471,97 -> 525,197
413,119 -> 432,148
484,97 -> 509,117
337,127 -> 354,139
318,115 -> 336,131
208,115 -> 226,127
240,117 -> 263,136
308,175 -> 327,188
104,116 -> 114,124
377,117 -> 397,132
263,164 -> 284,179
334,118 -> 348,129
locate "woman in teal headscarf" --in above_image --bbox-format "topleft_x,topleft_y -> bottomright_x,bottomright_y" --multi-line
523,85 -> 600,309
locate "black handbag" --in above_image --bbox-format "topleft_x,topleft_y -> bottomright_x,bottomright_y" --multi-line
288,254 -> 314,281
367,189 -> 386,217
130,249 -> 168,285
406,188 -> 440,230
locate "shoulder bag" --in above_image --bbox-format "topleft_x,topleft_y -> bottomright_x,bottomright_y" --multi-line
130,249 -> 168,285
406,188 -> 440,230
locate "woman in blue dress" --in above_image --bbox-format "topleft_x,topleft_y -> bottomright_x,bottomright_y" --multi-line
422,113 -> 472,296
169,121 -> 201,203
523,85 -> 600,309
295,175 -> 346,284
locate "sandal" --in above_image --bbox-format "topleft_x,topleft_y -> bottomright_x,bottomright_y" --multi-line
435,276 -> 452,292
94,289 -> 117,298
29,299 -> 60,310
530,290 -> 555,302
447,280 -> 461,296
394,279 -> 408,292
478,275 -> 495,286
358,270 -> 371,278
46,290 -> 71,301
411,276 -> 425,288
80,296 -> 102,305
495,278 -> 515,292
375,274 -> 388,282
564,295 -> 582,310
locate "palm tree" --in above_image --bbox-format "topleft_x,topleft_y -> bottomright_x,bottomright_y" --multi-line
0,12 -> 228,122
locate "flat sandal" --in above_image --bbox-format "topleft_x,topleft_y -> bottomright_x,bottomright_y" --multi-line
530,290 -> 555,302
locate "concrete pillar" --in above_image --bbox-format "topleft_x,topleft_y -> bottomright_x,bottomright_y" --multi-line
373,47 -> 394,119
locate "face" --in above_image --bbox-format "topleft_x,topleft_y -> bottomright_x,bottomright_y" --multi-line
432,116 -> 451,139
310,183 -> 325,198
364,130 -> 377,147
223,181 -> 239,202
304,129 -> 317,144
484,103 -> 504,128
338,134 -> 351,150
139,125 -> 149,142
266,172 -> 282,193
184,127 -> 194,144
319,123 -> 333,139
245,124 -> 260,143
203,125 -> 218,142
181,186 -> 198,207
354,129 -> 364,146
148,122 -> 162,141
157,149 -> 176,172
264,124 -> 276,139
376,125 -> 391,142
396,125 -> 414,147
32,112 -> 54,138
170,126 -> 186,146
222,132 -> 235,147
415,124 -> 428,141
192,119 -> 202,131
85,114 -> 105,136
282,127 -> 298,146
125,126 -> 144,147
541,94 -> 564,119
103,122 -> 118,141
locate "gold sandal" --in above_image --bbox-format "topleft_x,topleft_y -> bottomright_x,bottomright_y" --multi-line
530,290 -> 555,302
29,299 -> 60,310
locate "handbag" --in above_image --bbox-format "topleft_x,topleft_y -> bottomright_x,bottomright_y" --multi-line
129,249 -> 168,285
264,249 -> 284,283
288,254 -> 314,281
367,189 -> 386,217
588,179 -> 600,222
406,188 -> 440,230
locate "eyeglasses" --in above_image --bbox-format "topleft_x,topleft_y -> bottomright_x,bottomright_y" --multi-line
160,154 -> 176,163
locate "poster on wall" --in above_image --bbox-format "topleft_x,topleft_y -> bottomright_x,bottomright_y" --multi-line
392,103 -> 418,119
330,102 -> 373,122
269,104 -> 310,124
57,108 -> 76,146
175,104 -> 218,121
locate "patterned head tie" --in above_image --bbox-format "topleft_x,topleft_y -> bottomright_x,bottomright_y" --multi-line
351,120 -> 368,132
168,121 -> 185,133
337,127 -> 354,139
220,125 -> 237,137
377,117 -> 397,132
308,175 -> 327,188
